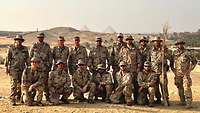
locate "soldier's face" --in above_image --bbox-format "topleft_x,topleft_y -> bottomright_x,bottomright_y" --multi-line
31,61 -> 39,70
37,37 -> 44,43
126,40 -> 133,45
154,41 -> 161,47
78,64 -> 85,69
176,44 -> 184,49
120,65 -> 126,71
14,40 -> 23,48
57,63 -> 65,69
96,41 -> 102,46
140,40 -> 146,46
58,40 -> 65,47
144,66 -> 151,71
98,69 -> 105,74
117,37 -> 123,43
75,39 -> 80,46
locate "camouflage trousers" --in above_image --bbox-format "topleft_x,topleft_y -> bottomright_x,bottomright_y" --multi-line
49,86 -> 72,104
21,85 -> 44,105
132,72 -> 139,103
44,70 -> 50,101
112,66 -> 120,89
9,70 -> 23,103
137,87 -> 155,105
95,84 -> 113,100
174,75 -> 192,105
110,85 -> 133,104
73,83 -> 96,100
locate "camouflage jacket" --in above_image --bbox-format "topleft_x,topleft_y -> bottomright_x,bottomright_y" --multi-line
173,48 -> 197,76
22,67 -> 45,88
48,68 -> 71,89
72,67 -> 92,88
68,45 -> 88,75
119,44 -> 140,72
138,45 -> 151,71
5,45 -> 30,71
115,71 -> 132,87
138,70 -> 158,88
88,46 -> 111,71
94,72 -> 113,85
111,42 -> 127,68
30,42 -> 52,69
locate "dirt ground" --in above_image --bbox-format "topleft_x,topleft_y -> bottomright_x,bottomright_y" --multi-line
0,66 -> 199,113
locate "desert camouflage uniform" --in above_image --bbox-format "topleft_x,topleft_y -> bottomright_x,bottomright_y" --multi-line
110,71 -> 133,104
137,70 -> 158,105
72,67 -> 96,101
48,68 -> 72,104
30,42 -> 52,101
138,45 -> 151,71
52,46 -> 69,72
119,44 -> 140,102
5,45 -> 30,103
68,46 -> 88,75
21,67 -> 45,105
173,48 -> 197,107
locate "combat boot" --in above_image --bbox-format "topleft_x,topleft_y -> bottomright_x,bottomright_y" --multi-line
88,99 -> 94,104
185,99 -> 192,109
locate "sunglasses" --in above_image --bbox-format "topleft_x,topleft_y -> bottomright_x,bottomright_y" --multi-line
120,65 -> 126,67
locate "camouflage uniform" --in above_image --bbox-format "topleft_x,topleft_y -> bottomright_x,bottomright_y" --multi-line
110,61 -> 133,105
21,60 -> 45,105
72,60 -> 96,102
48,63 -> 72,105
172,40 -> 197,108
137,62 -> 158,106
29,33 -> 52,101
93,64 -> 113,102
5,35 -> 30,105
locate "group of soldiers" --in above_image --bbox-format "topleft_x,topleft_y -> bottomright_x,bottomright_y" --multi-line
5,32 -> 197,109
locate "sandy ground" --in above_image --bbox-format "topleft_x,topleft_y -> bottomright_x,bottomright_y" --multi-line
0,66 -> 199,113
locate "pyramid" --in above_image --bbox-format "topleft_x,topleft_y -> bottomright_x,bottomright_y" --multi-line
103,26 -> 116,33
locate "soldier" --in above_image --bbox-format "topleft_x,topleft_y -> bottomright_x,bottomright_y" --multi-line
52,36 -> 69,72
21,57 -> 45,106
119,35 -> 140,104
149,36 -> 173,106
93,64 -> 113,103
110,61 -> 133,106
111,33 -> 127,87
5,35 -> 30,106
138,36 -> 151,71
72,59 -> 96,104
29,33 -> 52,102
137,61 -> 158,107
68,36 -> 88,75
172,40 -> 197,109
48,60 -> 72,105
88,37 -> 111,75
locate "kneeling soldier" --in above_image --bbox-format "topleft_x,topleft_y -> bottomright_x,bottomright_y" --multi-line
48,60 -> 72,105
72,60 -> 96,104
137,61 -> 157,107
110,61 -> 133,106
21,57 -> 45,106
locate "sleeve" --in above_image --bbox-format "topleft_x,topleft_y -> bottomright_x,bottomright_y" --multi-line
25,47 -> 31,67
106,47 -> 111,67
48,71 -> 54,87
188,51 -> 197,70
65,74 -> 71,87
137,72 -> 147,87
105,73 -> 113,85
21,68 -> 31,86
47,45 -> 53,69
32,71 -> 46,88
72,72 -> 80,89
5,47 -> 12,68
68,48 -> 74,75
29,44 -> 35,59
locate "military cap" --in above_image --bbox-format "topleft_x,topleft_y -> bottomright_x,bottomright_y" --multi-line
31,57 -> 41,62
14,35 -> 24,42
97,64 -> 106,70
175,39 -> 185,45
76,59 -> 85,65
37,33 -> 45,38
74,36 -> 80,40
117,33 -> 123,38
151,36 -> 162,42
119,61 -> 127,66
125,34 -> 134,41
139,36 -> 148,43
96,37 -> 102,42
56,60 -> 65,65
58,36 -> 65,41
144,61 -> 151,67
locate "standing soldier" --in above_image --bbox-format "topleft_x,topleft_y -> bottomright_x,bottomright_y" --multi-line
72,60 -> 96,104
110,61 -> 133,106
52,36 -> 69,72
149,36 -> 173,106
68,36 -> 88,75
137,61 -> 158,107
29,33 -> 52,102
119,35 -> 140,104
172,40 -> 197,109
88,37 -> 111,75
48,60 -> 72,105
5,35 -> 30,106
111,33 -> 127,87
93,64 -> 113,103
21,57 -> 45,106
138,36 -> 150,71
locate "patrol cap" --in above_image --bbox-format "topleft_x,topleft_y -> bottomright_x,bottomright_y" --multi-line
37,33 -> 45,38
58,36 -> 65,41
74,36 -> 80,40
144,61 -> 151,67
56,60 -> 65,65
139,36 -> 148,43
96,37 -> 102,42
97,64 -> 106,70
76,59 -> 85,65
175,39 -> 185,45
14,35 -> 24,42
31,57 -> 41,62
119,61 -> 127,66
125,35 -> 134,41
117,33 -> 123,38
151,36 -> 162,42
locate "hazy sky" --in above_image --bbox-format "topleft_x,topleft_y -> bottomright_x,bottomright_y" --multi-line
0,0 -> 200,33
